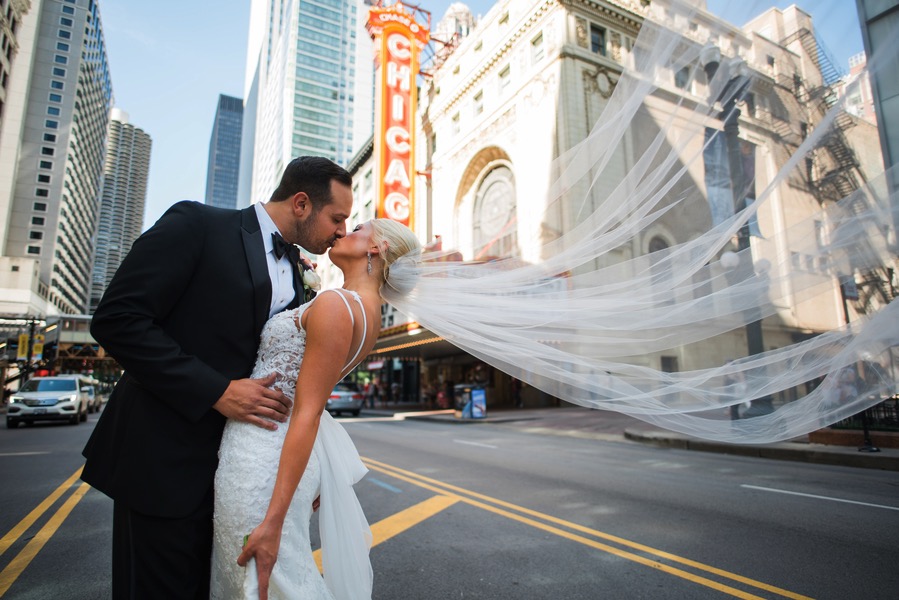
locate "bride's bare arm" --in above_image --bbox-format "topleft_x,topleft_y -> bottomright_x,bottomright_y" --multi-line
237,294 -> 354,600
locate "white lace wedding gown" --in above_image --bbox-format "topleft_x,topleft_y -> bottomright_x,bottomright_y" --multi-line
211,290 -> 373,600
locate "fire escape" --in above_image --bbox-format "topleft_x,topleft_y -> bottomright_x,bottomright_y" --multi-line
776,28 -> 896,313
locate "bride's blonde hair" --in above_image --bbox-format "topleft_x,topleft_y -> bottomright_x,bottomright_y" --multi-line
370,219 -> 421,294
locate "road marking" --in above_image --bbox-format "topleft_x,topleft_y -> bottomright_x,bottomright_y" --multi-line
313,494 -> 459,571
0,482 -> 90,596
345,409 -> 454,424
0,466 -> 83,557
364,457 -> 812,600
741,484 -> 899,511
0,452 -> 50,457
453,439 -> 497,449
367,477 -> 403,493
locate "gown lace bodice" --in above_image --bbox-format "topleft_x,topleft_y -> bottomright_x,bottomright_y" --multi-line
212,291 -> 373,600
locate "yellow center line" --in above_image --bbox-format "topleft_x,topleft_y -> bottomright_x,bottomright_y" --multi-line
313,494 -> 459,572
363,457 -> 814,600
0,466 -> 83,557
0,482 -> 91,597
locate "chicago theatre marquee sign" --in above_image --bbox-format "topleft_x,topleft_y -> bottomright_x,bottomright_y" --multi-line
367,2 -> 430,229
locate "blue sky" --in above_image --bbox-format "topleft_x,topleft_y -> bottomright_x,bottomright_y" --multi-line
100,1 -> 862,229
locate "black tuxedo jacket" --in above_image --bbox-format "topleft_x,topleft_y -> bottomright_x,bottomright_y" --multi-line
82,201 -> 291,518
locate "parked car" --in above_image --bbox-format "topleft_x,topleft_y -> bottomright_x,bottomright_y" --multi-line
85,383 -> 103,413
326,381 -> 364,417
6,375 -> 92,428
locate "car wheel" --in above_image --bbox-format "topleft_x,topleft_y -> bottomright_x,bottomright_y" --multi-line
70,413 -> 79,425
352,410 -> 360,417
6,418 -> 18,429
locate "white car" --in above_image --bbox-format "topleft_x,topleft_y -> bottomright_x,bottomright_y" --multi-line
326,382 -> 364,417
6,375 -> 92,428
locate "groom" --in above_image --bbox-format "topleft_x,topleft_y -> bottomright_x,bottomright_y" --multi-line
82,156 -> 354,599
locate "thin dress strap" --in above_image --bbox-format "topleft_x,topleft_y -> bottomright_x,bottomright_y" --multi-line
318,289 -> 368,373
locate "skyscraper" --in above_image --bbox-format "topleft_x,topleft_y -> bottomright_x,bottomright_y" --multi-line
0,0 -> 33,139
89,108 -> 151,314
205,94 -> 243,209
0,0 -> 113,316
239,0 -> 373,206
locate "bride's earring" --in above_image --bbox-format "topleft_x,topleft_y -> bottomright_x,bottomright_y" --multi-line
367,251 -> 372,275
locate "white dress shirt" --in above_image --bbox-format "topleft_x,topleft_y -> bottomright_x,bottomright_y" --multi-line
254,202 -> 297,318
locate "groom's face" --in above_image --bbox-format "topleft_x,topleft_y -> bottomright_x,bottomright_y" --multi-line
292,180 -> 353,254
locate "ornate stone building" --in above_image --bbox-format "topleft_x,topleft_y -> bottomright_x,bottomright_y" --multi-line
349,0 -> 886,408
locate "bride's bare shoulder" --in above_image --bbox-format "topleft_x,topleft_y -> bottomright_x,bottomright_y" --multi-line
300,290 -> 355,332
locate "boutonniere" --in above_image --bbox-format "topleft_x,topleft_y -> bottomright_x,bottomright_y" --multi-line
301,265 -> 321,302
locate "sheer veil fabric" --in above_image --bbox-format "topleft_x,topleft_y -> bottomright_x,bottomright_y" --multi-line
382,0 -> 899,443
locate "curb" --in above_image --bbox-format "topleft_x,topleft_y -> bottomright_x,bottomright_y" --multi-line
624,429 -> 899,471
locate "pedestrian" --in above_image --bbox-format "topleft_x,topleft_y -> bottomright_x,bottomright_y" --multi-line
365,379 -> 378,409
511,377 -> 523,408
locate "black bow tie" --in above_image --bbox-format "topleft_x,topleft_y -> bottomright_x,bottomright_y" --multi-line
272,232 -> 300,263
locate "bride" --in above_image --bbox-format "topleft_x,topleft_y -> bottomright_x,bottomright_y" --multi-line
211,218 -> 420,600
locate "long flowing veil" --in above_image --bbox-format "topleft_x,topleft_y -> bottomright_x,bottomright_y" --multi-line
383,0 -> 899,444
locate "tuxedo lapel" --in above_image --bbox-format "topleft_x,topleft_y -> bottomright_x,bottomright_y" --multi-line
241,206 -> 270,334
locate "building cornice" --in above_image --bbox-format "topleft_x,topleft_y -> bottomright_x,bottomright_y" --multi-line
434,0 -> 557,115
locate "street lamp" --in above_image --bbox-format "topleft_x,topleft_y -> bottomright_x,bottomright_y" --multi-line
702,44 -> 773,415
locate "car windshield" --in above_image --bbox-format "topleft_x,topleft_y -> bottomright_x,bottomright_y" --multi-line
333,382 -> 359,392
20,379 -> 77,392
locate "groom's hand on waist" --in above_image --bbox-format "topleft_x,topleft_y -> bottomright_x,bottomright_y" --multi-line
212,374 -> 292,431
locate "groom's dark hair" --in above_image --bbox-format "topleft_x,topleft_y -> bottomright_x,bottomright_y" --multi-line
269,156 -> 352,210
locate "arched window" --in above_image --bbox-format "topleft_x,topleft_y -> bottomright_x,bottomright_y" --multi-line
473,166 -> 517,259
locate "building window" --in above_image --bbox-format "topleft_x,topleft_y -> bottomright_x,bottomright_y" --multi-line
661,356 -> 679,372
32,217 -> 45,226
35,188 -> 49,197
58,29 -> 71,39
62,6 -> 75,15
674,66 -> 691,90
45,119 -> 58,129
56,42 -> 69,51
473,90 -> 483,116
52,67 -> 66,77
29,231 -> 43,240
39,161 -> 52,170
60,17 -> 73,26
590,24 -> 606,56
49,93 -> 62,103
37,174 -> 51,183
54,55 -> 67,64
33,202 -> 48,211
27,246 -> 41,255
473,166 -> 518,259
43,133 -> 56,142
531,32 -> 544,64
649,236 -> 675,305
451,112 -> 460,135
47,106 -> 60,116
498,64 -> 511,94
51,80 -> 64,90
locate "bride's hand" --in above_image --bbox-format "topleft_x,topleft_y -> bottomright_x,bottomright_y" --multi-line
237,521 -> 282,600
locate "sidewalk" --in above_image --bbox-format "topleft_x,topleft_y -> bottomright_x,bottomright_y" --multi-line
364,404 -> 899,472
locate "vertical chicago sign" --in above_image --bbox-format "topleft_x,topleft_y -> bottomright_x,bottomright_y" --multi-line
367,2 -> 430,229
